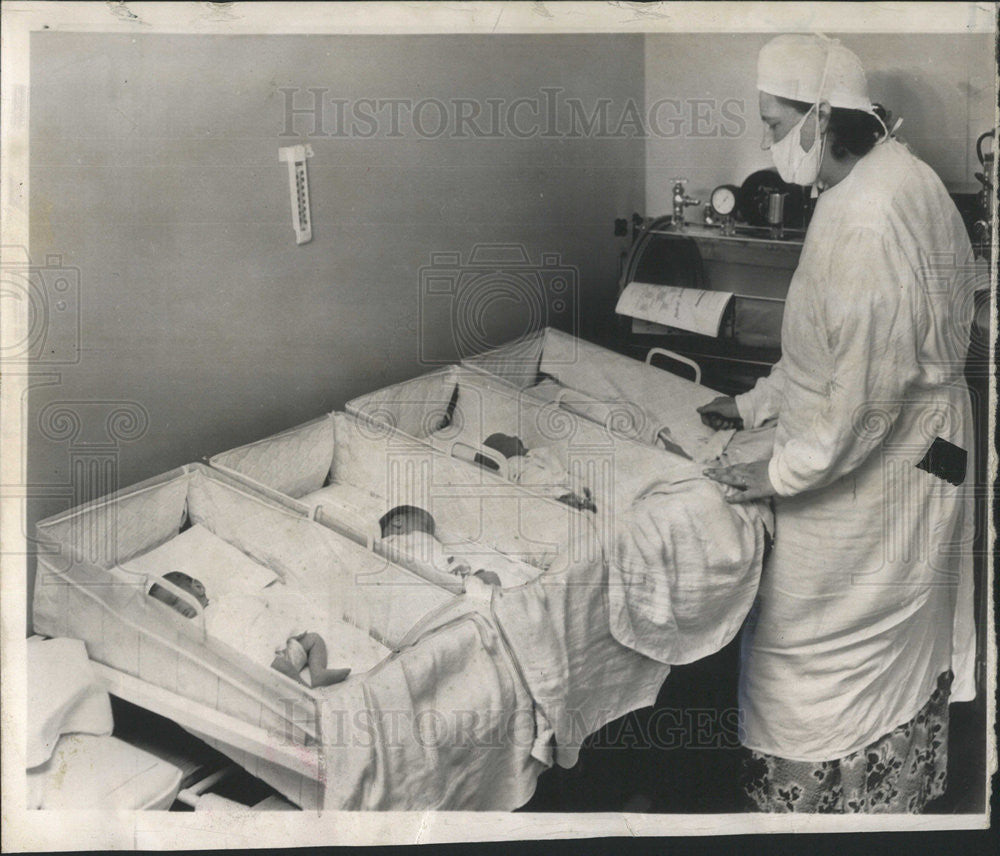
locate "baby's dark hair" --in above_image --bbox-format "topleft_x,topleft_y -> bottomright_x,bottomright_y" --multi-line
379,505 -> 436,537
149,570 -> 196,598
485,433 -> 527,458
148,571 -> 206,618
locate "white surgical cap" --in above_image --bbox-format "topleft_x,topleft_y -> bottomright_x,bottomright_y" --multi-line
757,34 -> 873,112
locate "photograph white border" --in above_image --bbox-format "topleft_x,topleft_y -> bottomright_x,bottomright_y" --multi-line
1,2 -> 995,850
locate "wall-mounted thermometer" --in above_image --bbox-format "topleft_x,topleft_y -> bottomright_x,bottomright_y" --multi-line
278,144 -> 314,245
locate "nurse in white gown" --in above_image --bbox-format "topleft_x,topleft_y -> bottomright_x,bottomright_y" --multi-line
701,34 -> 977,812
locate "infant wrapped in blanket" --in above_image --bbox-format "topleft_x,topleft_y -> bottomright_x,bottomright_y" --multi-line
148,571 -> 386,688
376,505 -> 541,590
474,433 -> 597,513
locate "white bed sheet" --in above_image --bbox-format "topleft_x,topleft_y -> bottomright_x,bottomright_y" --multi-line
27,637 -> 114,769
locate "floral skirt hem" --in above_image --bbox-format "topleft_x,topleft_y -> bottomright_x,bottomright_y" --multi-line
742,671 -> 952,813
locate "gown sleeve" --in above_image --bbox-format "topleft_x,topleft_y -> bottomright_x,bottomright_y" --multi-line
734,359 -> 787,428
767,227 -> 923,496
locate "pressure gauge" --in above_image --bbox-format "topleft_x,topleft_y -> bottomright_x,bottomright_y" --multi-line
710,184 -> 739,217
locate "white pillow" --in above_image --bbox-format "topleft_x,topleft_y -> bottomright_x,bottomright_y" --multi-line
119,524 -> 279,599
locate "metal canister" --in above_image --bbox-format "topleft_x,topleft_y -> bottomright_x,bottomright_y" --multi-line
767,192 -> 785,238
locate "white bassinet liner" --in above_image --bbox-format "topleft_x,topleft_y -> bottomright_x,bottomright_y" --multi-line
302,482 -> 384,542
211,409 -> 569,577
461,327 -> 729,461
120,523 -> 280,597
33,464 -> 547,810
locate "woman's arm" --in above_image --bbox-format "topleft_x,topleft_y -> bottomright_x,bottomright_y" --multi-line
767,228 -> 921,496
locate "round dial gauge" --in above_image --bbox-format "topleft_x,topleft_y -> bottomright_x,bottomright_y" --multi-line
710,184 -> 739,217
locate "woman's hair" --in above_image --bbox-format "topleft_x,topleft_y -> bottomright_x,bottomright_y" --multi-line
775,95 -> 886,159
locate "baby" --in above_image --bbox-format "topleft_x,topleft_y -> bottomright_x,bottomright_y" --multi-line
377,505 -> 503,587
475,433 -> 597,513
148,571 -> 351,688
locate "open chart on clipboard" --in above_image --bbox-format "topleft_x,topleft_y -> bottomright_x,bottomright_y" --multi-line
616,281 -> 735,338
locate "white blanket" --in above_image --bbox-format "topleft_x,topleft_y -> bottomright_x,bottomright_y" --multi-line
27,637 -> 114,769
609,478 -> 769,665
491,524 -> 672,768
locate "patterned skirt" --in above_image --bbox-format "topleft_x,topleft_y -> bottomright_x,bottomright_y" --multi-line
742,671 -> 952,813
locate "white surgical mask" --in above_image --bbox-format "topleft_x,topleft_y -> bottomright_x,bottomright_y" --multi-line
766,34 -> 833,188
768,107 -> 824,186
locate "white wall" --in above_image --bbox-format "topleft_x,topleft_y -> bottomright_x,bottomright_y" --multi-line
646,32 -> 996,216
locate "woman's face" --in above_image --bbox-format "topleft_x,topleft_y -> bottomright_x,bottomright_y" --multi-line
759,91 -> 815,152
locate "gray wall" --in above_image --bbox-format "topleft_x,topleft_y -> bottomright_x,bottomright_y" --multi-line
26,32 -> 646,627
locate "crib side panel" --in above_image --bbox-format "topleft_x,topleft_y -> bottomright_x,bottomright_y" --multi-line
345,367 -> 458,440
35,469 -> 190,571
461,328 -> 547,389
187,466 -> 453,646
209,414 -> 335,499
537,330 -> 720,452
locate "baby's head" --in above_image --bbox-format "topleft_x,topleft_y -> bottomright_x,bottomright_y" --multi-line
379,505 -> 436,538
475,433 -> 528,470
482,433 -> 528,460
148,571 -> 210,618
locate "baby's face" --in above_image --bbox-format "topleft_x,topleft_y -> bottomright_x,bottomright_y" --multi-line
154,575 -> 210,618
184,577 -> 210,610
388,514 -> 432,537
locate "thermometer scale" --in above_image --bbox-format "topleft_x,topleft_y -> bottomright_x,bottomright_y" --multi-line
278,144 -> 314,245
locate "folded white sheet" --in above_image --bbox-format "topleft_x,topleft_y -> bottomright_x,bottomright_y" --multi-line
609,478 -> 767,665
27,733 -> 182,810
119,523 -> 280,597
27,637 -> 114,768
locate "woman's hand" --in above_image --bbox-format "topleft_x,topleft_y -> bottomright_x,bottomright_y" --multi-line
697,396 -> 744,430
703,460 -> 776,502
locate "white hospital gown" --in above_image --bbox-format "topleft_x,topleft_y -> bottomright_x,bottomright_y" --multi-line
734,139 -> 977,761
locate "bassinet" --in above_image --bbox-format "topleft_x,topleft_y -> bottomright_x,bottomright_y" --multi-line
460,326 -> 738,461
32,464 -> 547,810
209,412 -> 674,769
